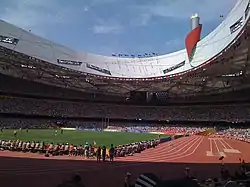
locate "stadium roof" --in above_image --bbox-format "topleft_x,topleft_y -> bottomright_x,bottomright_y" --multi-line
0,0 -> 250,97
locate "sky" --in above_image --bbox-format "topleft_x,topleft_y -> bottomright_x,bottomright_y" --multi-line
0,0 -> 237,56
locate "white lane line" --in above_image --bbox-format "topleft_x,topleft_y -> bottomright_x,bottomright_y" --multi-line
214,139 -> 226,157
213,139 -> 220,153
221,139 -> 234,149
138,136 -> 203,162
124,137 -> 200,160
131,136 -> 197,157
152,136 -> 204,162
127,136 -> 199,158
218,139 -> 227,149
209,138 -> 213,152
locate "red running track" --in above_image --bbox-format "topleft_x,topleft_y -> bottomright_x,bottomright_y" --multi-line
0,136 -> 250,187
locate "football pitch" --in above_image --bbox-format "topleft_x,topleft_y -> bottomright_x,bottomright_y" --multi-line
0,129 -> 167,147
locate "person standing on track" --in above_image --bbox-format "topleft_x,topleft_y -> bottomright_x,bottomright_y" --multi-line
84,142 -> 90,159
96,146 -> 101,162
102,145 -> 106,162
109,144 -> 115,162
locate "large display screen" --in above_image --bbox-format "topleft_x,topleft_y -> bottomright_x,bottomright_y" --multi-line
230,17 -> 243,34
86,63 -> 111,75
57,59 -> 82,66
0,35 -> 19,45
163,61 -> 185,74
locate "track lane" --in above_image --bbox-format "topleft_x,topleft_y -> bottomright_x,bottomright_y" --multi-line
123,136 -> 202,162
122,136 -> 200,160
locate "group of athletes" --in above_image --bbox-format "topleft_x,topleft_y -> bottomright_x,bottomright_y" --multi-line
1,128 -> 160,162
0,138 -> 116,162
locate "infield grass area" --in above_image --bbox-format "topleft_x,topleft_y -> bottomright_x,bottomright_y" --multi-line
0,129 -> 167,147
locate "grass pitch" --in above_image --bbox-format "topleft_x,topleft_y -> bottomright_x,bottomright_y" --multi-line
0,129 -> 167,147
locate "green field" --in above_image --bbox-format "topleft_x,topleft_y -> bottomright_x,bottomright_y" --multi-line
0,129 -> 166,147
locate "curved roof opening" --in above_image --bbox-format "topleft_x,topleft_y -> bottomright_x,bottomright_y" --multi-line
0,0 -> 235,56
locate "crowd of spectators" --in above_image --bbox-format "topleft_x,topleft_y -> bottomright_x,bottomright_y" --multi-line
0,118 -> 54,129
0,97 -> 250,121
0,118 -> 99,129
214,128 -> 250,143
132,162 -> 250,187
0,118 -> 210,135
0,73 -> 249,122
0,136 -> 159,160
105,125 -> 210,135
57,161 -> 250,187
